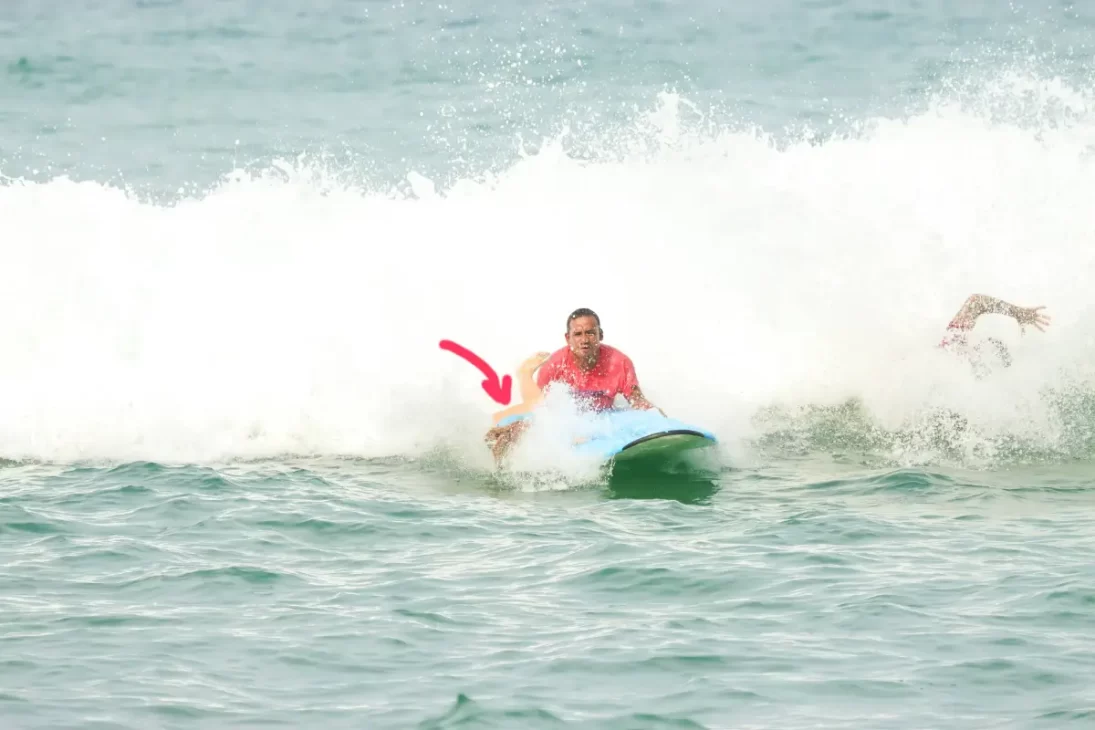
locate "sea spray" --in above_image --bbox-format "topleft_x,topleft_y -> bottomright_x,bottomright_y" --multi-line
2,80 -> 1095,466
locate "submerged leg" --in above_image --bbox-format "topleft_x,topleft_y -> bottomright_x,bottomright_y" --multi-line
485,352 -> 551,460
484,419 -> 531,462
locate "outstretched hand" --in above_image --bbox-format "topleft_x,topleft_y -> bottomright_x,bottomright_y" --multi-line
1015,306 -> 1051,333
518,352 -> 551,374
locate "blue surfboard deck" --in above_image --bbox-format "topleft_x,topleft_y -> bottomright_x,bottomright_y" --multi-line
496,408 -> 717,464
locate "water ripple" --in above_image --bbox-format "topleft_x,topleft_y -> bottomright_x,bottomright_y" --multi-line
0,455 -> 1091,729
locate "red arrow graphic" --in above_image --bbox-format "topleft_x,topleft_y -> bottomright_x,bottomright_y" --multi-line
439,340 -> 512,405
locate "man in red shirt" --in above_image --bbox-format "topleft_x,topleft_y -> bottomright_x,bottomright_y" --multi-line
535,308 -> 661,413
484,308 -> 662,460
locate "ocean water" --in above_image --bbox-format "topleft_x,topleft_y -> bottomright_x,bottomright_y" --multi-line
3,1 -> 1095,728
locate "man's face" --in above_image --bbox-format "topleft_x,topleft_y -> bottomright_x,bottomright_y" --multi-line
566,315 -> 602,359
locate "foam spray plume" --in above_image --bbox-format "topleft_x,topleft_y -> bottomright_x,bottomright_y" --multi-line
2,82 -> 1095,468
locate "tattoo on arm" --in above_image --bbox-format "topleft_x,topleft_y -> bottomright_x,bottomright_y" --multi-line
971,295 -> 1018,318
971,296 -> 995,317
952,294 -> 1018,328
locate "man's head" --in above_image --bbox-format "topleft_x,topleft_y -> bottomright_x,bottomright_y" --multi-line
565,308 -> 603,362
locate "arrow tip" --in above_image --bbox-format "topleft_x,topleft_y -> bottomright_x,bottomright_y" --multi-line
482,374 -> 512,405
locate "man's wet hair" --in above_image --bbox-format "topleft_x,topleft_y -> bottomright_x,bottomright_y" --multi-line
566,308 -> 600,332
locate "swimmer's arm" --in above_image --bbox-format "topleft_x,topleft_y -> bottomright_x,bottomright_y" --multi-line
948,294 -> 1050,331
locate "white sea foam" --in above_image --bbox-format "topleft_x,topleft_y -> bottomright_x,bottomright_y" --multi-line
2,77 -> 1095,466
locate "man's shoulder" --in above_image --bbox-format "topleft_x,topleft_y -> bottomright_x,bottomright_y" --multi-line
545,346 -> 570,364
598,345 -> 637,376
946,318 -> 975,332
599,344 -> 632,363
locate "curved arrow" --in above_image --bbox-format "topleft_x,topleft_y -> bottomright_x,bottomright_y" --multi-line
439,340 -> 512,405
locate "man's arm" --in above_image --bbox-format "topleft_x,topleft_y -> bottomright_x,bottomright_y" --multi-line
519,352 -> 550,403
618,354 -> 667,415
535,354 -> 556,390
626,384 -> 665,416
947,294 -> 1051,332
490,353 -> 552,425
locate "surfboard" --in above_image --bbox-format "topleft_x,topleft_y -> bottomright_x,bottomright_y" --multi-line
495,408 -> 717,465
